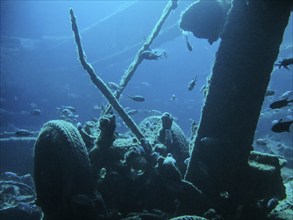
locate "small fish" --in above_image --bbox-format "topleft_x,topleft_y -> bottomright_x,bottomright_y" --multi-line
62,109 -> 79,118
188,76 -> 197,91
270,98 -> 293,109
127,109 -> 138,115
255,138 -> 267,146
141,81 -> 151,87
271,119 -> 293,133
93,105 -> 102,111
127,95 -> 145,102
59,109 -> 79,123
30,108 -> 41,116
170,94 -> 176,101
200,137 -> 219,146
266,197 -> 279,211
57,105 -> 76,113
280,90 -> 293,99
272,119 -> 279,125
220,191 -> 230,199
265,89 -> 275,97
140,49 -> 167,60
275,58 -> 293,69
185,35 -> 192,51
107,82 -> 121,91
61,108 -> 73,116
100,168 -> 107,179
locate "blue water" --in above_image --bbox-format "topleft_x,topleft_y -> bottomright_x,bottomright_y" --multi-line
0,1 -> 292,143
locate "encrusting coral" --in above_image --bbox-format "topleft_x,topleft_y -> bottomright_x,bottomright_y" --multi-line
139,113 -> 190,174
88,113 -> 207,216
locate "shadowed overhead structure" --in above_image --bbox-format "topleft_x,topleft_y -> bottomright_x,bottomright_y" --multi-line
179,0 -> 231,44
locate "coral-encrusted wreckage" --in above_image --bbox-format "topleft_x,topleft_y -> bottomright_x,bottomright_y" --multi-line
33,0 -> 293,220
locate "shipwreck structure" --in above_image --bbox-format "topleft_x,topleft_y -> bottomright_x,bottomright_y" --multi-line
33,0 -> 293,220
183,0 -> 292,219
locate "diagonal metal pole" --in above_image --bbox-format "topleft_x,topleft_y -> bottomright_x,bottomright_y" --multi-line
102,0 -> 178,115
70,9 -> 148,149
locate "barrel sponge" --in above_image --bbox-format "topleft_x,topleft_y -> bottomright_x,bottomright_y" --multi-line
139,116 -> 189,169
34,120 -> 93,214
